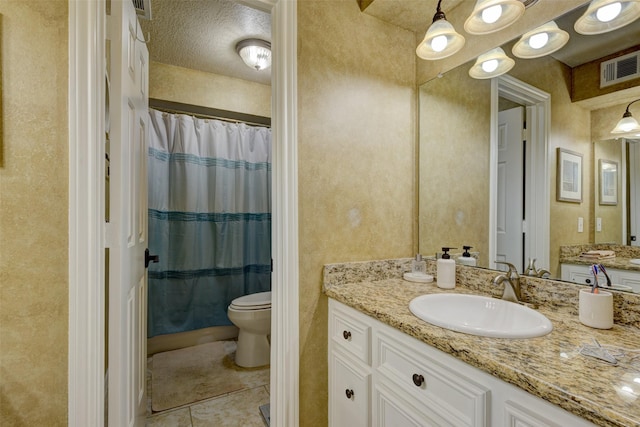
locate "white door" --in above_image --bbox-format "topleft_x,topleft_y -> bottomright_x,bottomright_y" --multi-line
108,1 -> 150,426
496,106 -> 524,271
630,141 -> 640,246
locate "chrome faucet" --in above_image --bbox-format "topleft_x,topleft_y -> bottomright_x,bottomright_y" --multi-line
493,261 -> 521,303
523,258 -> 550,278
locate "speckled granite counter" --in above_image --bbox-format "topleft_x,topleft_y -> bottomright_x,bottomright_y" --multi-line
323,258 -> 640,427
560,244 -> 640,273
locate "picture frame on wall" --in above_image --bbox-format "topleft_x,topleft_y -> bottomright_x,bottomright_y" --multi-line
599,159 -> 618,205
557,148 -> 583,203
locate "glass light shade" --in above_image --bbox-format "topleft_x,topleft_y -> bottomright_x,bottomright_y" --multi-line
236,39 -> 272,71
469,47 -> 515,79
512,21 -> 570,59
611,114 -> 640,134
574,0 -> 640,35
416,19 -> 465,60
464,0 -> 525,35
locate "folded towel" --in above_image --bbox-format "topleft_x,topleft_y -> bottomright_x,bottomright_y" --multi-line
579,250 -> 616,260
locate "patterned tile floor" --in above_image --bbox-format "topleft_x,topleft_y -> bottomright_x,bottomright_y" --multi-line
146,341 -> 270,427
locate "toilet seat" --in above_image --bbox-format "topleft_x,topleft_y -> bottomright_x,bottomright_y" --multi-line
229,291 -> 271,311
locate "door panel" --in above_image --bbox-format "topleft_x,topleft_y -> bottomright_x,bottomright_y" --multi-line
108,1 -> 149,426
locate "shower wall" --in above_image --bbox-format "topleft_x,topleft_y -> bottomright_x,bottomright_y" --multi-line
147,62 -> 272,355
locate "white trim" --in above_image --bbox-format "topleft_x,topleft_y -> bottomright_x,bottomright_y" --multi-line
68,0 -> 106,426
68,0 -> 299,426
490,75 -> 550,271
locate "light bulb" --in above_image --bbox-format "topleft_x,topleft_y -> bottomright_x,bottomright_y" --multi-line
482,59 -> 499,73
481,5 -> 503,24
431,35 -> 448,52
596,2 -> 622,22
528,32 -> 549,49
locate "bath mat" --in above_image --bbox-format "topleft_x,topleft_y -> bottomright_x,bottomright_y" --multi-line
151,341 -> 244,412
259,403 -> 271,426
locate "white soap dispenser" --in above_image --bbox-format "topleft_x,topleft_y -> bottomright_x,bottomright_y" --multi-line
437,247 -> 456,289
458,245 -> 477,267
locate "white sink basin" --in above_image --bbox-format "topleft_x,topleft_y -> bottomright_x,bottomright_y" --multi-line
409,293 -> 553,339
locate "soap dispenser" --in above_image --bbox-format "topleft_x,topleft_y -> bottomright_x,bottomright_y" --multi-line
458,245 -> 477,267
411,254 -> 427,275
437,247 -> 456,289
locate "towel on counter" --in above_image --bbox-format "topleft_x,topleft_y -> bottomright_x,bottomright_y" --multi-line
579,250 -> 616,260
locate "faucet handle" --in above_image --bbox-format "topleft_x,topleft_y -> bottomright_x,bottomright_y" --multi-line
494,261 -> 520,278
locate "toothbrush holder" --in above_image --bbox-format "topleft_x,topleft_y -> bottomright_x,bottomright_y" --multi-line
578,289 -> 613,329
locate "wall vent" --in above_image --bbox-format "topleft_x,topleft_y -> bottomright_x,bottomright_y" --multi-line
132,0 -> 152,20
600,51 -> 640,88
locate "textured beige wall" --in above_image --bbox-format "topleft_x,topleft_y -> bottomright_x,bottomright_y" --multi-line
419,64 -> 491,266
297,0 -> 416,424
149,61 -> 271,118
0,1 -> 69,425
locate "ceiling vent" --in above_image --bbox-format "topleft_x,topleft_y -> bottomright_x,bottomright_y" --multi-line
600,50 -> 640,88
132,0 -> 152,20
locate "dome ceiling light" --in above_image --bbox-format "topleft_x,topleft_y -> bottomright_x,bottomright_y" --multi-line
236,39 -> 272,71
574,0 -> 640,35
512,21 -> 570,59
611,99 -> 640,136
469,47 -> 515,79
464,0 -> 526,35
416,0 -> 465,60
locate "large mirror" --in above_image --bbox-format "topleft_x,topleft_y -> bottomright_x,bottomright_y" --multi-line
418,2 -> 640,282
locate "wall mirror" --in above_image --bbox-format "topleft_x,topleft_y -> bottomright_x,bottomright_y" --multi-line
418,2 -> 640,287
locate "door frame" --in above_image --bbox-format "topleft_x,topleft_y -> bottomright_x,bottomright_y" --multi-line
68,0 -> 299,425
489,75 -> 550,271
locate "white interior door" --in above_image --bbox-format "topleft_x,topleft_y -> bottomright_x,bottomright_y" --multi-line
630,141 -> 640,246
496,106 -> 525,271
108,1 -> 150,426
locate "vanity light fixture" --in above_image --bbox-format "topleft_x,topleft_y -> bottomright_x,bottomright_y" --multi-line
416,0 -> 465,60
611,98 -> 640,135
464,0 -> 525,35
574,0 -> 640,35
236,39 -> 272,71
512,21 -> 570,59
469,47 -> 515,79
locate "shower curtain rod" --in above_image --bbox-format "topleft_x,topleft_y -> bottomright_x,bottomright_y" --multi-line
149,98 -> 271,128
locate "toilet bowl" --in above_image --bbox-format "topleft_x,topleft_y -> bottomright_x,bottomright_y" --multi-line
227,291 -> 271,368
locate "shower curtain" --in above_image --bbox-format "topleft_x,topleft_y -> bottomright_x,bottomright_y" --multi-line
147,108 -> 272,337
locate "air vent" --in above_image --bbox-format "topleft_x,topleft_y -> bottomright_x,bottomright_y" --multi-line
600,51 -> 640,88
132,0 -> 152,20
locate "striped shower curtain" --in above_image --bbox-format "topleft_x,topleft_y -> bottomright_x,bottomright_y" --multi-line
147,109 -> 272,337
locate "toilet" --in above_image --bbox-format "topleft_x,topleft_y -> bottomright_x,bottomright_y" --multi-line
227,291 -> 271,368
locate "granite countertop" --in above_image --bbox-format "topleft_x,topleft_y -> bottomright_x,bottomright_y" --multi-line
560,244 -> 640,273
323,259 -> 640,427
560,255 -> 640,273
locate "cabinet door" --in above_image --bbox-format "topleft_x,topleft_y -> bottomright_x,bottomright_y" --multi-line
373,381 -> 445,427
330,351 -> 370,427
616,271 -> 640,293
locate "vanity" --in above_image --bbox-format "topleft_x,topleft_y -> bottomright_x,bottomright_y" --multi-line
324,258 -> 640,427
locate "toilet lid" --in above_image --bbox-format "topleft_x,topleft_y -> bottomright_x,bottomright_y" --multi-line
230,291 -> 271,309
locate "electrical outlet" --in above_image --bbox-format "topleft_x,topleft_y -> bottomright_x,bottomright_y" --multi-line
578,217 -> 584,233
596,217 -> 602,232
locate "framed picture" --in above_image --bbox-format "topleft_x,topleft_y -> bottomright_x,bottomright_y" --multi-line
556,148 -> 582,203
599,159 -> 618,205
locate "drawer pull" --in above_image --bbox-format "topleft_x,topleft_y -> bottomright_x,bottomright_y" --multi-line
343,330 -> 352,340
345,388 -> 354,399
412,373 -> 425,387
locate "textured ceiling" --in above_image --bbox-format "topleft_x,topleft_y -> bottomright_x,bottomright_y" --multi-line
139,0 -> 271,85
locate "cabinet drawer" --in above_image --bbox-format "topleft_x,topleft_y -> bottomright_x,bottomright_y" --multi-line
373,381 -> 449,427
375,329 -> 488,427
329,351 -> 371,427
329,300 -> 371,365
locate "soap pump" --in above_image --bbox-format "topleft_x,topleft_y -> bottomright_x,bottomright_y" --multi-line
458,245 -> 477,267
437,247 -> 457,289
411,253 -> 427,275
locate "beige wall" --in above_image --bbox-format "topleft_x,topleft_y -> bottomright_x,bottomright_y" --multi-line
297,0 -> 416,424
0,1 -> 69,425
149,61 -> 271,118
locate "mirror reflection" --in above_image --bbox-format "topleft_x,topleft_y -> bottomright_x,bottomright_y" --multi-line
418,3 -> 640,291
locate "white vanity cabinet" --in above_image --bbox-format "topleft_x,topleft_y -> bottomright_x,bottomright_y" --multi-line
328,299 -> 596,427
561,263 -> 640,293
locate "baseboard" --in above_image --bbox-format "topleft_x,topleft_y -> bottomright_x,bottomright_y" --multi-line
147,325 -> 239,356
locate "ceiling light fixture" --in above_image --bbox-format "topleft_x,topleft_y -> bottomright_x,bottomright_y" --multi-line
416,0 -> 465,60
512,21 -> 570,59
469,47 -> 515,79
236,39 -> 272,71
574,0 -> 640,35
611,99 -> 640,135
464,0 -> 525,35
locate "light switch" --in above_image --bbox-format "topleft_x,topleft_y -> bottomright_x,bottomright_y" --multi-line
596,217 -> 602,232
578,217 -> 584,233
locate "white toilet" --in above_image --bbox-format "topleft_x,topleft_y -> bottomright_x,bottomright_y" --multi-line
227,291 -> 271,368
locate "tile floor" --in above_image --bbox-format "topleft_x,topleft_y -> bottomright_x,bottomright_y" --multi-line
146,341 -> 270,427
